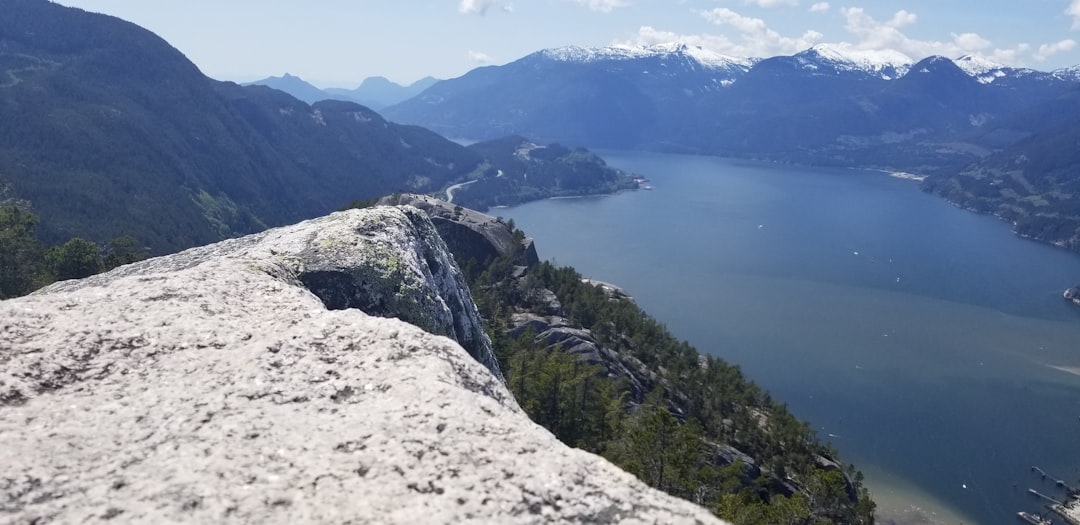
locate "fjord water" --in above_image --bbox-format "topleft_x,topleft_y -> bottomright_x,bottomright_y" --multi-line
500,151 -> 1080,524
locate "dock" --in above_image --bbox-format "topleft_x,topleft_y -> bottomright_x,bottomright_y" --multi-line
1018,511 -> 1052,525
1031,466 -> 1078,494
1029,488 -> 1064,506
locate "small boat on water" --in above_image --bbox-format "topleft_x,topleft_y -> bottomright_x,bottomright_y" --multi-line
1017,511 -> 1053,524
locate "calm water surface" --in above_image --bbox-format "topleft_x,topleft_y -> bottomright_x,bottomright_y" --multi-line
500,151 -> 1080,524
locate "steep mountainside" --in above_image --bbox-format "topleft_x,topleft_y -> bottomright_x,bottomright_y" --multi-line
385,44 -> 756,148
395,198 -> 876,523
0,0 -> 483,253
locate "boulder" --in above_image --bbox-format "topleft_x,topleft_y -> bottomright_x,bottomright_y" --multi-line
582,278 -> 635,302
0,207 -> 722,524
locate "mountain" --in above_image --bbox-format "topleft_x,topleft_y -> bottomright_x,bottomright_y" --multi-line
325,76 -> 440,110
242,72 -> 331,104
0,0 -> 484,254
384,44 -> 756,148
784,44 -> 913,80
385,43 -> 1079,174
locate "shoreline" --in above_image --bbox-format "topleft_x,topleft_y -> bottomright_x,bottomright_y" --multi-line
863,167 -> 928,182
852,465 -> 980,525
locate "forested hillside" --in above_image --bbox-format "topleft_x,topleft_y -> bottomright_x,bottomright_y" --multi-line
450,136 -> 638,210
447,216 -> 876,524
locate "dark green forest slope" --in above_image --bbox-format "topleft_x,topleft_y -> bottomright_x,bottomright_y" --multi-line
452,220 -> 875,524
450,135 -> 638,210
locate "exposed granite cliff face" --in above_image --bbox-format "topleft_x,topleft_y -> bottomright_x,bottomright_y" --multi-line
378,193 -> 539,266
0,207 -> 722,524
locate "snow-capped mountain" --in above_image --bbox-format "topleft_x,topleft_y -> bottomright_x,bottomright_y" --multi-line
1053,64 -> 1080,82
542,43 -> 757,71
952,55 -> 1046,84
793,44 -> 913,80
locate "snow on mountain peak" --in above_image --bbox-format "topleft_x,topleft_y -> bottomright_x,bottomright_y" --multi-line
797,44 -> 913,79
1053,64 -> 1080,82
952,55 -> 1048,84
953,55 -> 1004,75
541,44 -> 755,70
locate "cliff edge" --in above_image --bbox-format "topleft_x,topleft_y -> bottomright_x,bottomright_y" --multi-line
0,206 -> 721,524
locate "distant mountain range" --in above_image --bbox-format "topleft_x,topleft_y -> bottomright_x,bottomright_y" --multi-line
384,42 -> 1078,171
245,74 -> 438,109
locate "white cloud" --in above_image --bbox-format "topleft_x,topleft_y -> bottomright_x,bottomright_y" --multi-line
698,7 -> 823,56
567,0 -> 630,12
951,32 -> 991,53
458,0 -> 495,15
1069,0 -> 1080,30
745,0 -> 798,7
1035,39 -> 1077,60
988,43 -> 1030,65
468,50 -> 494,64
839,7 -> 1028,64
458,0 -> 513,15
625,6 -> 1047,67
627,25 -> 739,53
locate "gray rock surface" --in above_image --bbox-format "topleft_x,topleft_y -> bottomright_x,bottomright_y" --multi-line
0,207 -> 723,524
379,193 -> 539,266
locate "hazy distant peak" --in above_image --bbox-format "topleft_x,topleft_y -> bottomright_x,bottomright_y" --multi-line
359,76 -> 396,88
541,44 -> 756,70
408,76 -> 440,89
795,44 -> 913,79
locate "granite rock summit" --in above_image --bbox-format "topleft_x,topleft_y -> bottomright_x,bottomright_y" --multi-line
0,206 -> 722,524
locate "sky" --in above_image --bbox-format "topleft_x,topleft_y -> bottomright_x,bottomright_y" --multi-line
56,1 -> 1080,88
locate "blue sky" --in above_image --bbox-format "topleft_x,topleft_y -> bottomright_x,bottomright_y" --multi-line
58,1 -> 1080,87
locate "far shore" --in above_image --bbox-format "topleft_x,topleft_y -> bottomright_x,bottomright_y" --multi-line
863,168 -> 928,182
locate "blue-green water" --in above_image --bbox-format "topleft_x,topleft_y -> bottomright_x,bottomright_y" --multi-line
500,151 -> 1080,524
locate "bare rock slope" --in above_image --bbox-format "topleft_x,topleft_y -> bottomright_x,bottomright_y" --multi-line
0,206 -> 721,524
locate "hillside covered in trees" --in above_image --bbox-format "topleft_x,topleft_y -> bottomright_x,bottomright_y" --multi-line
449,136 -> 638,210
430,208 -> 877,524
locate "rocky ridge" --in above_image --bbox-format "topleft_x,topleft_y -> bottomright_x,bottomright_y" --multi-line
0,206 -> 723,524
